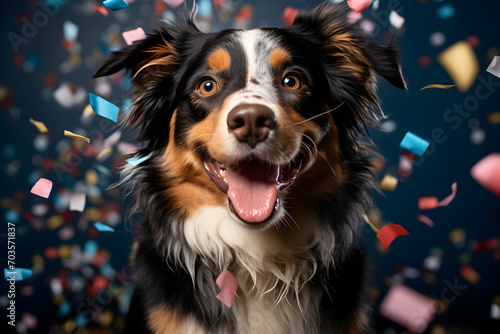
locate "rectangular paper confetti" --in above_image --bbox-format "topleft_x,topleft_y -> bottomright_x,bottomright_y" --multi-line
216,269 -> 238,308
399,132 -> 430,157
31,178 -> 53,198
122,27 -> 147,45
69,193 -> 86,212
347,0 -> 372,13
487,56 -> 500,79
29,118 -> 49,133
4,268 -> 33,281
103,0 -> 129,11
64,130 -> 90,143
417,214 -> 435,228
94,222 -> 115,233
376,224 -> 409,249
89,93 -> 120,123
379,285 -> 436,333
419,182 -> 458,210
126,156 -> 149,166
63,21 -> 79,41
379,174 -> 398,191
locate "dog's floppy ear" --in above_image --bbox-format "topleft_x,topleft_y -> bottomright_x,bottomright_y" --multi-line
93,29 -> 179,90
292,3 -> 406,91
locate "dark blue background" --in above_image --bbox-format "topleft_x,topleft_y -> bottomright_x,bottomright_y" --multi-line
1,0 -> 499,333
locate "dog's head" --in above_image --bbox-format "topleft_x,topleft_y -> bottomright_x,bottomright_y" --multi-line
94,3 -> 406,231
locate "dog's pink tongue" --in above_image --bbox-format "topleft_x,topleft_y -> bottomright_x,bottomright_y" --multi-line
227,161 -> 278,223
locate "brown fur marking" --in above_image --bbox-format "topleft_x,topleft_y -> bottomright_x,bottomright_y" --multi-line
147,305 -> 183,334
207,48 -> 231,73
269,47 -> 292,69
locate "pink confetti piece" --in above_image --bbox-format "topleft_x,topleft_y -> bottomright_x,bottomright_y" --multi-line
417,214 -> 435,228
418,182 -> 458,210
376,224 -> 409,249
379,285 -> 436,333
30,178 -> 53,198
347,0 -> 372,13
438,182 -> 457,206
470,153 -> 500,196
216,269 -> 238,308
163,0 -> 185,8
122,27 -> 147,45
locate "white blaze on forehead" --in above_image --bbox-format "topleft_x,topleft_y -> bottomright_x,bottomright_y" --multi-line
239,29 -> 260,83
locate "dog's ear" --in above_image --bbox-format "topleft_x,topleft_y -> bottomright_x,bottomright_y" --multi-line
291,3 -> 406,91
93,29 -> 179,90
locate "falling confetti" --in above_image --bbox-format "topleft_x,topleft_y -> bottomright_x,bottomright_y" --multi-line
122,27 -> 147,45
64,130 -> 90,143
376,224 -> 409,249
437,41 -> 479,92
29,118 -> 49,133
400,132 -> 430,157
88,93 -> 120,123
420,84 -> 457,90
30,178 -> 53,198
417,214 -> 435,228
216,269 -> 238,308
470,153 -> 500,196
487,56 -> 500,78
103,0 -> 129,11
347,0 -> 372,13
94,222 -> 115,233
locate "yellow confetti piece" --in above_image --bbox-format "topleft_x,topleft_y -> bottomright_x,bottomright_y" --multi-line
379,174 -> 398,191
29,118 -> 49,133
96,148 -> 112,160
83,104 -> 95,116
85,169 -> 98,185
437,41 -> 479,93
363,214 -> 380,233
47,215 -> 64,230
59,244 -> 71,259
64,130 -> 90,143
487,112 -> 500,124
420,84 -> 457,91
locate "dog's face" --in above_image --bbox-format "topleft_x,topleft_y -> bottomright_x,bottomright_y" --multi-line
94,4 -> 406,231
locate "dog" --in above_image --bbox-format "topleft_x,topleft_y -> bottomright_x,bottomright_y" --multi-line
94,2 -> 406,333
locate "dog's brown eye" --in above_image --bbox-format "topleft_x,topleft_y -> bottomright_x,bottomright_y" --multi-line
198,79 -> 219,96
283,75 -> 303,90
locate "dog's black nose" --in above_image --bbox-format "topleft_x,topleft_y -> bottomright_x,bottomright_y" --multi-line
227,104 -> 276,148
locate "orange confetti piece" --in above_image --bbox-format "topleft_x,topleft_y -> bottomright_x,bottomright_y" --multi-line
420,84 -> 457,90
64,130 -> 90,143
376,224 -> 409,249
418,197 -> 439,210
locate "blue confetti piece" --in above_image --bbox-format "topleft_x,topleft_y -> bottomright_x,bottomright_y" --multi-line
101,263 -> 116,279
5,210 -> 20,223
126,156 -> 148,166
198,0 -> 213,17
89,93 -> 120,123
75,313 -> 88,328
437,4 -> 455,19
58,301 -> 71,317
94,222 -> 115,233
103,0 -> 129,11
84,240 -> 98,259
4,268 -> 33,281
399,132 -> 430,157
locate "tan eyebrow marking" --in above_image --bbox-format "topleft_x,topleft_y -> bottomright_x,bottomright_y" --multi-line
207,48 -> 231,73
269,47 -> 292,69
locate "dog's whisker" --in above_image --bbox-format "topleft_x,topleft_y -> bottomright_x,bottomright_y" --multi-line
288,101 -> 345,127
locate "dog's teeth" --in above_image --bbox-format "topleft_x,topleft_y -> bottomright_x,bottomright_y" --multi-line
220,169 -> 227,178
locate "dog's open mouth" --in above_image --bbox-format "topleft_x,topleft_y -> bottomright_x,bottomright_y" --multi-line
203,154 -> 302,225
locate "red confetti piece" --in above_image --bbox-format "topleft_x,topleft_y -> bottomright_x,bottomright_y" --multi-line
376,224 -> 409,249
417,214 -> 435,228
282,6 -> 298,25
347,0 -> 372,13
471,153 -> 500,196
30,178 -> 53,198
216,269 -> 238,308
